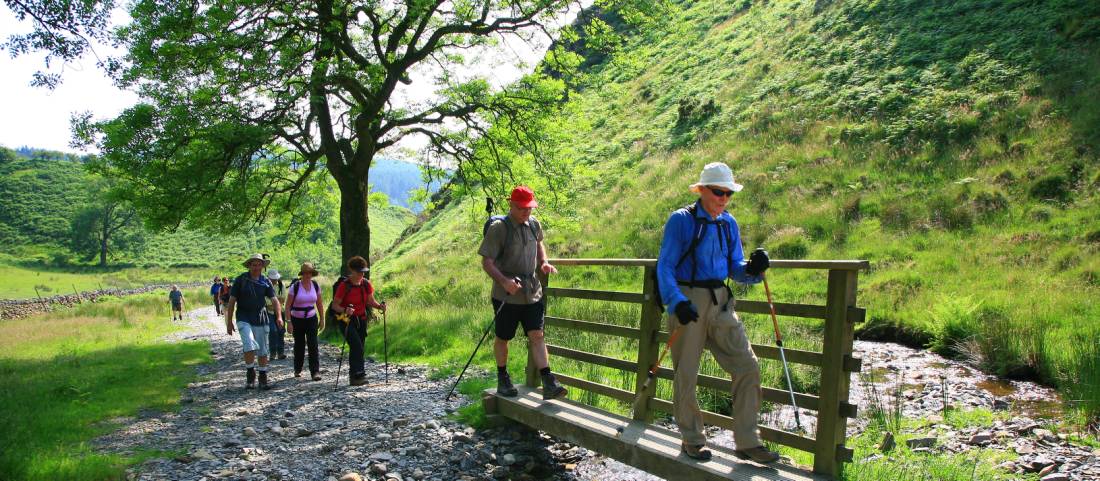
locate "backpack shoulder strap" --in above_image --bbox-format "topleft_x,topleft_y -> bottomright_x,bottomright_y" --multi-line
675,203 -> 707,268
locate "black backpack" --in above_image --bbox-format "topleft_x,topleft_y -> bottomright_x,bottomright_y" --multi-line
287,278 -> 320,317
653,202 -> 736,310
325,276 -> 372,325
482,197 -> 540,261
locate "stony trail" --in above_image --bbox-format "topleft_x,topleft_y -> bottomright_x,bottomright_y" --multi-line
98,306 -> 584,481
99,307 -> 1099,481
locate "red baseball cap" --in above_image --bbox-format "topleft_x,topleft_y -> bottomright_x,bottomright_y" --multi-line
509,186 -> 538,208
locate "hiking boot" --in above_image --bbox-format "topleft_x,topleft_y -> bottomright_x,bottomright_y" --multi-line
277,353 -> 287,360
311,372 -> 322,381
734,446 -> 780,464
496,372 -> 519,397
294,370 -> 302,378
541,373 -> 568,400
681,443 -> 713,461
246,367 -> 256,389
258,371 -> 270,390
349,375 -> 368,387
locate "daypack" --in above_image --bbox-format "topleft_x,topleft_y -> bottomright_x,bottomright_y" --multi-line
653,202 -> 736,310
326,276 -> 371,325
482,198 -> 541,261
287,279 -> 320,316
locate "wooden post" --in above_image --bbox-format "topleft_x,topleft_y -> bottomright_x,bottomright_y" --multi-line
633,266 -> 663,421
526,271 -> 550,388
813,269 -> 859,477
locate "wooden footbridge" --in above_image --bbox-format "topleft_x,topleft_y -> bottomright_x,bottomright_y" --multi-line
482,259 -> 869,480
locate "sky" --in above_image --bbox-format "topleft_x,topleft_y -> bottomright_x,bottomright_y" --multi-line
0,9 -> 138,154
0,6 -> 562,157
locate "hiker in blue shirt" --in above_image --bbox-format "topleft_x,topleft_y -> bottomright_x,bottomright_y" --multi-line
210,276 -> 223,315
656,162 -> 778,464
225,253 -> 284,390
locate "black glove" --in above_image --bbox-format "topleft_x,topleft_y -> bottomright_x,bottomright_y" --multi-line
674,301 -> 699,325
745,247 -> 770,276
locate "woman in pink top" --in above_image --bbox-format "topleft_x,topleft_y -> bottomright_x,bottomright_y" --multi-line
285,262 -> 326,380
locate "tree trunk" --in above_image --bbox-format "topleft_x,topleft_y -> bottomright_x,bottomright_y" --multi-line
334,172 -> 371,273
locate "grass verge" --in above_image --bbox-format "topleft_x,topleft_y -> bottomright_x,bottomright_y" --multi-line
0,288 -> 211,480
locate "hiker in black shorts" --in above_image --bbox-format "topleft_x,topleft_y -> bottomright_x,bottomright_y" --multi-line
169,285 -> 184,321
478,186 -> 567,401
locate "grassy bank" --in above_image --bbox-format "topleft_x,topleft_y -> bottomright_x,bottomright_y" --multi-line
0,288 -> 211,480
373,0 -> 1100,424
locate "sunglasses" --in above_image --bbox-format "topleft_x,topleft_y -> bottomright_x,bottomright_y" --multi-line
708,187 -> 734,197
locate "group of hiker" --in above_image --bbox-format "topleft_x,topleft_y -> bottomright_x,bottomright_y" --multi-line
187,162 -> 780,464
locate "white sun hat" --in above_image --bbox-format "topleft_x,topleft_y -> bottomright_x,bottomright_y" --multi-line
690,162 -> 744,193
267,269 -> 282,280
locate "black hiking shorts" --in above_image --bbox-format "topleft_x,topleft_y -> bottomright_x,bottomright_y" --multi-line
491,298 -> 545,341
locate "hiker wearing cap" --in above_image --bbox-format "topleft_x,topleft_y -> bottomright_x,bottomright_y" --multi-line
332,255 -> 386,386
478,186 -> 567,401
210,276 -> 224,315
225,253 -> 284,390
266,269 -> 288,360
285,262 -> 325,380
656,162 -> 777,463
168,285 -> 185,321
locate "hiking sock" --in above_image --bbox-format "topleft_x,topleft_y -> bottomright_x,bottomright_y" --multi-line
497,366 -> 509,376
539,367 -> 552,376
245,364 -> 256,388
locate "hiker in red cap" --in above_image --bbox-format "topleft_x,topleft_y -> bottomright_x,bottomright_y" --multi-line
478,186 -> 567,400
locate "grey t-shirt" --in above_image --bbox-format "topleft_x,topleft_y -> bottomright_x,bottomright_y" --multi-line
478,215 -> 543,304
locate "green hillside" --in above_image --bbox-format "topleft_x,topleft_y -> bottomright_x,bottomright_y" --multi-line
375,0 -> 1100,426
0,146 -> 416,293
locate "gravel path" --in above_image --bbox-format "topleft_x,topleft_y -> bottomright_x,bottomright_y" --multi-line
98,306 -> 584,481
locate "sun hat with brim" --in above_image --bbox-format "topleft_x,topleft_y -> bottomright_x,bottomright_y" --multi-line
509,186 -> 538,208
689,162 -> 744,193
242,253 -> 271,268
298,262 -> 320,277
267,269 -> 282,280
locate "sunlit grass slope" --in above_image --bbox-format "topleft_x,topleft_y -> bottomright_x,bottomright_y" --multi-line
378,0 -> 1100,424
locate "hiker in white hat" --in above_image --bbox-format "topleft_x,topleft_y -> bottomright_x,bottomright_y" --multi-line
224,253 -> 284,390
654,162 -> 776,463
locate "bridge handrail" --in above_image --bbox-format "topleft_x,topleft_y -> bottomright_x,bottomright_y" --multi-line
520,257 -> 867,477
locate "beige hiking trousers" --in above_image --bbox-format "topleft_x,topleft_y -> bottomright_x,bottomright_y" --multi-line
668,285 -> 762,449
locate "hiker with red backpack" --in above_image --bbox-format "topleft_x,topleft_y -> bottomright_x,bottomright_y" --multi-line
285,262 -> 326,381
225,253 -> 284,390
656,162 -> 778,463
331,255 -> 386,387
478,186 -> 567,401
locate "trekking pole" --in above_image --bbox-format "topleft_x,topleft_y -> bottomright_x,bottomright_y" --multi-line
444,299 -> 507,401
333,306 -> 352,391
763,273 -> 803,431
381,304 -> 389,384
631,325 -> 684,416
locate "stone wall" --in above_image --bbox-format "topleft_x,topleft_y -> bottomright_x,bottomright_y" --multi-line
0,282 -> 205,320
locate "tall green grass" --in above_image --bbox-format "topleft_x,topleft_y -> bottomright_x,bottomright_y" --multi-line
0,288 -> 211,480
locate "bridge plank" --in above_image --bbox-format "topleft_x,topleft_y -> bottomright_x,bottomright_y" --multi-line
548,258 -> 869,271
545,316 -> 641,339
546,287 -> 647,304
486,387 -> 829,481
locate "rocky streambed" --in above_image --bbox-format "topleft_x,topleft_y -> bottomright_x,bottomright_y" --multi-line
101,308 -> 1099,481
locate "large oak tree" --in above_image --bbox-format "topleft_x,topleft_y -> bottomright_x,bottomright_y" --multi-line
72,0 -> 578,263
